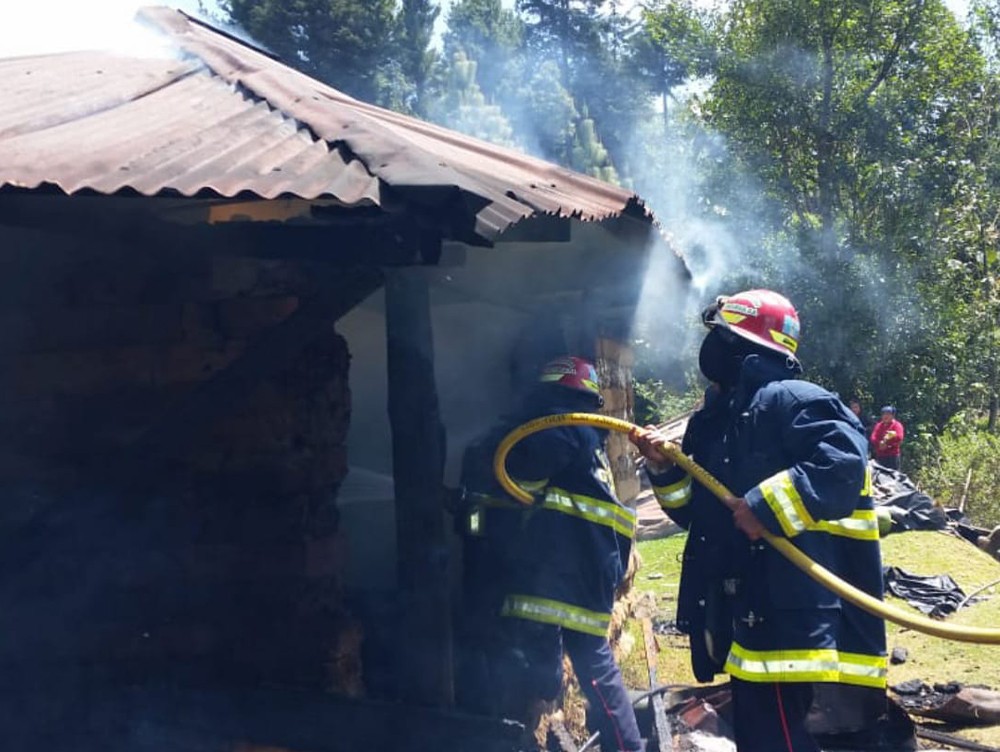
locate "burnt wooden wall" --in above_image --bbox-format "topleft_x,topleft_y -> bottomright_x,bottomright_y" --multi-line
0,223 -> 375,744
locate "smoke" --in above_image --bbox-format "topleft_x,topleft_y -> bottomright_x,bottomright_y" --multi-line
622,79 -> 924,392
0,0 -> 219,59
622,91 -> 760,386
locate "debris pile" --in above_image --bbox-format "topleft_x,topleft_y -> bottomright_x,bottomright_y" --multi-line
892,681 -> 1000,726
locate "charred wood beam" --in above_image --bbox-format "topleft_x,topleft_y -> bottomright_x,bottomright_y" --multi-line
642,617 -> 674,752
385,266 -> 453,707
497,215 -> 572,243
546,718 -> 579,752
175,223 -> 439,266
124,266 -> 384,475
0,193 -> 443,267
916,727 -> 1000,752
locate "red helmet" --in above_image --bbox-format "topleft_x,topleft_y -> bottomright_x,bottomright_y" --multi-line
538,356 -> 602,398
702,289 -> 800,359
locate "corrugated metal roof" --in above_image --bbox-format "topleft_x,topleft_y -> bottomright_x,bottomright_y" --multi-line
0,51 -> 381,205
0,6 -> 651,241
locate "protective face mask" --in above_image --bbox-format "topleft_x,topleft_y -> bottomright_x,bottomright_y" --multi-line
698,328 -> 745,387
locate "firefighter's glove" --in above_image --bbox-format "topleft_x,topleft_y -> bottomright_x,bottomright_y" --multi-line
629,425 -> 675,474
730,496 -> 767,541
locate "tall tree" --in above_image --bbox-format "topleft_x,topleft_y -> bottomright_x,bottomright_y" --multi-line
427,51 -> 518,146
633,0 -> 715,127
700,0 -> 988,436
570,107 -> 620,183
516,0 -> 605,84
396,0 -> 440,115
444,0 -> 525,101
221,0 -> 398,105
705,0 -> 980,260
937,1 -> 1000,429
514,1 -> 645,176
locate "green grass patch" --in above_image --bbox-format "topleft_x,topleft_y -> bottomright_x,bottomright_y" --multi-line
880,530 -> 1000,690
881,530 -> 1000,747
632,535 -> 701,685
635,534 -> 686,600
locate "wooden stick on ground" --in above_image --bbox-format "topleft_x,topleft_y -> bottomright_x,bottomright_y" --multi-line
642,617 -> 674,752
959,466 -> 974,514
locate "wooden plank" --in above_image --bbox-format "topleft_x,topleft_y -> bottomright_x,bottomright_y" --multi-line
385,267 -> 453,707
642,617 -> 674,752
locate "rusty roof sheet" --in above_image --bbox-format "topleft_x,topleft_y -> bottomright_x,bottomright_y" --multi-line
0,51 -> 381,206
0,7 -> 650,242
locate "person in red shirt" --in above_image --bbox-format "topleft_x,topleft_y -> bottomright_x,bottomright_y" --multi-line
870,406 -> 904,470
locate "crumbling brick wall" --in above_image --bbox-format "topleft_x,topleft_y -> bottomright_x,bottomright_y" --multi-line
0,225 -> 366,733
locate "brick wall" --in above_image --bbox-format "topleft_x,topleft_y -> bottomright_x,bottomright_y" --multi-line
0,224 -> 367,732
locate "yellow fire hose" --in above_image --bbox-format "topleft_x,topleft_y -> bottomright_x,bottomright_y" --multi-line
493,412 -> 1000,645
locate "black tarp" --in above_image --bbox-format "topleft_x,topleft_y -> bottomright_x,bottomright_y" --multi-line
871,463 -> 949,532
883,566 -> 978,617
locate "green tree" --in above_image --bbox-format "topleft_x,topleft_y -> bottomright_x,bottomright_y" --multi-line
633,0 -> 715,127
570,107 -> 619,183
221,0 -> 399,105
427,51 -> 518,146
396,0 -> 440,115
580,1 -> 650,177
697,0 -> 987,435
512,1 -> 643,177
517,0 -> 605,84
936,3 -> 1000,429
514,59 -> 580,161
444,0 -> 525,100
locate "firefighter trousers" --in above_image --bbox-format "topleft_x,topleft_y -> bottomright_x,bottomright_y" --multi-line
732,678 -> 819,752
497,619 -> 643,752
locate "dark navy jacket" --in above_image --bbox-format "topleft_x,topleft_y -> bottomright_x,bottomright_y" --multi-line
649,355 -> 887,687
461,400 -> 635,637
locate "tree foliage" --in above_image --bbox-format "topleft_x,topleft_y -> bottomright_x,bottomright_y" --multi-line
427,51 -> 517,146
396,0 -> 440,114
221,0 -> 399,105
690,0 -> 992,447
444,0 -> 524,100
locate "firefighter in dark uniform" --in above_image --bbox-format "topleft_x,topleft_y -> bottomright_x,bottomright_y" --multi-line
630,290 -> 887,752
456,356 -> 642,751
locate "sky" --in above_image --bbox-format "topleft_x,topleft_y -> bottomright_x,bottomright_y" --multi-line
0,0 -> 972,60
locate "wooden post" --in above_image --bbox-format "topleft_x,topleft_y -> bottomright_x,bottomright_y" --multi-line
385,267 -> 453,706
596,337 -> 640,504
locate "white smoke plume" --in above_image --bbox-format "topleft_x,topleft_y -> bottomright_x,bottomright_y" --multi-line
0,0 -> 220,59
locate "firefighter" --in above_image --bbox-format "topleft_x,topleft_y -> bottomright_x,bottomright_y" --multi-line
630,290 -> 887,752
457,356 -> 642,751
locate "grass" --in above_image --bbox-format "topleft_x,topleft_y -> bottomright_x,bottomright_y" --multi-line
620,535 -> 702,688
623,529 -> 1000,746
880,531 -> 1000,748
